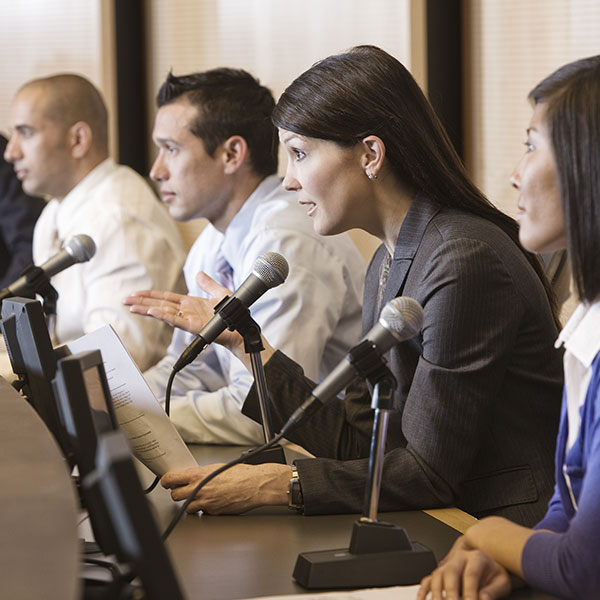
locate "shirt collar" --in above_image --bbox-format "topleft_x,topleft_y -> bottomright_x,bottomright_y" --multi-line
556,300 -> 600,368
55,158 -> 115,228
220,175 -> 281,264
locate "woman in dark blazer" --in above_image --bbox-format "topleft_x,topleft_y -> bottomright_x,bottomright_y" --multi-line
129,46 -> 563,527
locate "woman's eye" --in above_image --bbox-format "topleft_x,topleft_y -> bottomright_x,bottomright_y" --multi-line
293,148 -> 306,161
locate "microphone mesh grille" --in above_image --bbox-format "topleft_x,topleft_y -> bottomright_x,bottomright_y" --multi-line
381,296 -> 424,342
65,234 -> 96,262
253,252 -> 289,288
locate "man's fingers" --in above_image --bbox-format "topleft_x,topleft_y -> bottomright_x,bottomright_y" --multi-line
196,271 -> 231,297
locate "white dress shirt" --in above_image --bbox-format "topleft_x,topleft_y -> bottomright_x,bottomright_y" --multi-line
556,301 -> 600,450
555,299 -> 600,509
33,158 -> 186,370
144,175 -> 365,445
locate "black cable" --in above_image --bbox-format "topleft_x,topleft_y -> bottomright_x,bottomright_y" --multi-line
164,366 -> 176,417
143,474 -> 160,495
84,556 -> 123,581
144,368 -> 177,494
161,430 -> 285,540
83,557 -> 136,599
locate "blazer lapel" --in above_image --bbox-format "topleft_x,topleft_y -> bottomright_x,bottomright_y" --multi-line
383,196 -> 441,309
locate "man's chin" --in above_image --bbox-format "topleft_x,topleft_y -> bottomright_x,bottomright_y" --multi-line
22,181 -> 43,198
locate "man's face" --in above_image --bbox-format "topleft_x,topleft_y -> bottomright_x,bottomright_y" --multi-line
4,86 -> 74,199
150,100 -> 231,225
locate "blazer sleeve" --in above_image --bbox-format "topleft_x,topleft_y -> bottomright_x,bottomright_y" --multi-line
245,235 -> 534,515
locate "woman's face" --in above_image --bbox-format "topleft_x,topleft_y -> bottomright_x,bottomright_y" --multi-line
278,129 -> 371,236
510,103 -> 567,254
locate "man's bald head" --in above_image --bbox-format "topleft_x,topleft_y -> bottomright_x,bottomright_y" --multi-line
19,74 -> 109,155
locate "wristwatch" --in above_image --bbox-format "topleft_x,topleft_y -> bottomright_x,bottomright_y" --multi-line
288,465 -> 304,511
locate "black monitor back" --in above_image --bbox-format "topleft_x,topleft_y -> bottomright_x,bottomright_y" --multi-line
53,350 -> 118,476
53,350 -> 121,557
83,431 -> 186,600
0,297 -> 73,465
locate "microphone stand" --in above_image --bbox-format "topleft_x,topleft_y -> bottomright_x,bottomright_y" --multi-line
0,264 -> 58,315
214,297 -> 285,465
293,354 -> 436,589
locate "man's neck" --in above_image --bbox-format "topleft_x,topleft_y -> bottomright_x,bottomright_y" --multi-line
56,155 -> 108,201
212,172 -> 266,233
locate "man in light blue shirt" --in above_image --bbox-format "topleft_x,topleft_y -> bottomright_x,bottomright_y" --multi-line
137,69 -> 365,445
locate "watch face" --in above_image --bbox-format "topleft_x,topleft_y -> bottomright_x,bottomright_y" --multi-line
288,473 -> 303,510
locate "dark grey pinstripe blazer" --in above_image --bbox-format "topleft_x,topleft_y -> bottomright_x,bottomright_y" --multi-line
243,196 -> 563,526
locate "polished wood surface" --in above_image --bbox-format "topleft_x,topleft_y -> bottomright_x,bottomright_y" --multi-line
423,507 -> 478,533
140,444 -> 556,600
0,375 -> 80,600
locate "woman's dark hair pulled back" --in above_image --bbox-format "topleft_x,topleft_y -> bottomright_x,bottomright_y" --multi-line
273,45 -> 558,322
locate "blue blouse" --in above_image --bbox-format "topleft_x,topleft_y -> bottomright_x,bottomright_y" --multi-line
521,303 -> 600,598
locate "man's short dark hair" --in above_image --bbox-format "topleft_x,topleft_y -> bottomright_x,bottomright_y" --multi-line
157,68 -> 278,177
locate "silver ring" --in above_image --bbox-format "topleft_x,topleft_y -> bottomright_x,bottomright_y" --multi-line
177,310 -> 184,317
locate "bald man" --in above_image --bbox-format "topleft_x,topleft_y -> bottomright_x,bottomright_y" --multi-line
4,74 -> 185,370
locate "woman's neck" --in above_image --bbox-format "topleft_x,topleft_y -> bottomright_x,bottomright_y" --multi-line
369,176 -> 414,255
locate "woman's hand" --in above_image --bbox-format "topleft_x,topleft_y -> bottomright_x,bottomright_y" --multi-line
124,271 -> 244,354
418,536 -> 512,600
160,462 -> 291,514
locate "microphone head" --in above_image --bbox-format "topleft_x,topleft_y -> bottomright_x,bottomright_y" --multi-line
379,296 -> 424,342
64,234 -> 96,263
252,252 -> 289,288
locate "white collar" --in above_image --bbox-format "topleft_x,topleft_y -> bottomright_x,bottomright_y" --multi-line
555,300 -> 600,368
56,158 -> 115,208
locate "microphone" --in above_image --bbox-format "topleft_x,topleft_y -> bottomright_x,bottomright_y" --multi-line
0,234 -> 96,301
281,296 -> 424,434
172,251 -> 289,372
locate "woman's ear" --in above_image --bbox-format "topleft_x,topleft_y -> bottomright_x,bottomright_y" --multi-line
221,135 -> 248,174
361,135 -> 386,180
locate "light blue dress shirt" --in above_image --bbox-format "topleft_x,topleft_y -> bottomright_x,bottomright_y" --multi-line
144,175 -> 365,444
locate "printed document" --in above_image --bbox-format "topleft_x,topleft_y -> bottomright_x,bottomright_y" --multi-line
67,325 -> 197,476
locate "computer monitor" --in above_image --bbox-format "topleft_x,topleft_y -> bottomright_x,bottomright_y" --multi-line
53,350 -> 118,477
83,431 -> 186,600
0,297 -> 73,466
53,350 -> 121,557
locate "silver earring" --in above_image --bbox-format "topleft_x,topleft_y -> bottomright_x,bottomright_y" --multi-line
367,171 -> 377,180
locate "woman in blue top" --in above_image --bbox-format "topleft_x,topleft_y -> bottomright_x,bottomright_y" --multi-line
419,55 -> 600,600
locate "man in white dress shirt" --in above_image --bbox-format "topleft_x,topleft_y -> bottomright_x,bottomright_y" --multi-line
3,74 -> 186,370
132,69 -> 365,445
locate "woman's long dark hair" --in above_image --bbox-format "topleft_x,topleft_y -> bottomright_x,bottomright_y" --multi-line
273,45 -> 559,324
529,55 -> 600,303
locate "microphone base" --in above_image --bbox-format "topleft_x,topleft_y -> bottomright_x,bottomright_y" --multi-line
293,520 -> 436,589
241,443 -> 286,465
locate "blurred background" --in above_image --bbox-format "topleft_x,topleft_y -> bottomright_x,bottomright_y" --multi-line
1,0 -> 599,312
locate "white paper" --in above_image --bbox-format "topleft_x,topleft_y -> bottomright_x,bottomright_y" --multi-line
244,585 -> 420,600
67,325 -> 197,476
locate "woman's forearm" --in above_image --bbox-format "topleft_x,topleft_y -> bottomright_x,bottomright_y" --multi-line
464,516 -> 536,578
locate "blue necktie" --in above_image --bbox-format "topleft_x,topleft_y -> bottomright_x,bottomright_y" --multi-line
214,250 -> 234,291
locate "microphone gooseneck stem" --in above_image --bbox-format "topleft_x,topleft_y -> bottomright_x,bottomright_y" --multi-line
249,351 -> 274,442
361,377 -> 396,523
239,317 -> 275,443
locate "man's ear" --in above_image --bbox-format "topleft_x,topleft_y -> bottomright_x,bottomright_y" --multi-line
220,135 -> 248,174
360,135 -> 386,179
69,121 -> 93,159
